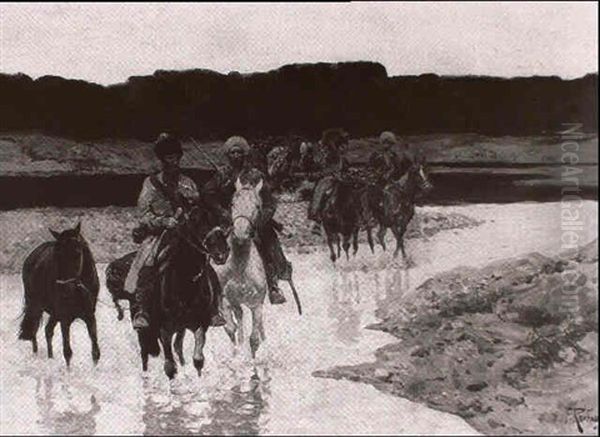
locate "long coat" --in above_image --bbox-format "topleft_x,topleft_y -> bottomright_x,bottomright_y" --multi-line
123,173 -> 199,294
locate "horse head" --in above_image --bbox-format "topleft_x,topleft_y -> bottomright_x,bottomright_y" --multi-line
231,177 -> 263,242
411,154 -> 434,195
185,204 -> 230,265
49,222 -> 93,307
49,222 -> 85,283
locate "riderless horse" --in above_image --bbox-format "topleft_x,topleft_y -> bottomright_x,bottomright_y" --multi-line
19,222 -> 100,366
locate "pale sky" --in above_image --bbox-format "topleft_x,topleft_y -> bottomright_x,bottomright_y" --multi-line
1,2 -> 597,85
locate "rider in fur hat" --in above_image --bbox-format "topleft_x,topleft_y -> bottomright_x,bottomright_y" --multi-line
203,135 -> 290,305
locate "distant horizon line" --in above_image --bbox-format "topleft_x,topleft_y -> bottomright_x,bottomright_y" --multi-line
1,60 -> 597,87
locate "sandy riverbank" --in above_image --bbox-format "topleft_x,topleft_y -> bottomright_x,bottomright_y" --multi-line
314,202 -> 598,435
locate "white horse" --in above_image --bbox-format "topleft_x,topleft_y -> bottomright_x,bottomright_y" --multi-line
213,177 -> 268,358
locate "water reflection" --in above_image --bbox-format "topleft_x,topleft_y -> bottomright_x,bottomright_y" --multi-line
31,373 -> 101,435
199,367 -> 270,435
329,271 -> 363,344
381,267 -> 410,304
141,366 -> 271,435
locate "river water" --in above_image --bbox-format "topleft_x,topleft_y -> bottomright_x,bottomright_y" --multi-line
1,202 -> 597,435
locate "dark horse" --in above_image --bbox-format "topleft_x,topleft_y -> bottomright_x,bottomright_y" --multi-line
321,177 -> 365,262
105,204 -> 230,379
19,222 -> 100,366
370,155 -> 433,259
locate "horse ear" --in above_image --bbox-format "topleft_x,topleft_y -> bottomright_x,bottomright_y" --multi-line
49,228 -> 60,240
255,178 -> 263,194
235,177 -> 243,192
74,221 -> 81,234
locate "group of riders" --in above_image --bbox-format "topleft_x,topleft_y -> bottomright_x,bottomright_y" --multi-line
125,129 -> 418,332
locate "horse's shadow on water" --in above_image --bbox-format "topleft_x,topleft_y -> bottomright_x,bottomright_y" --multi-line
142,365 -> 271,435
29,373 -> 101,435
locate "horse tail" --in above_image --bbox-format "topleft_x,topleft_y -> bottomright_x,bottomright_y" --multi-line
18,299 -> 42,341
18,248 -> 47,341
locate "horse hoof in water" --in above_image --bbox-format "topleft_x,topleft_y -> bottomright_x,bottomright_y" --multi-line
250,337 -> 261,358
193,358 -> 204,378
92,349 -> 100,365
164,361 -> 177,380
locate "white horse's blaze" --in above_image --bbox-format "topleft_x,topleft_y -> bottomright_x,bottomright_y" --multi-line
214,177 -> 268,358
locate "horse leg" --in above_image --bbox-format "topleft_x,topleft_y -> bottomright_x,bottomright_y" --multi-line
391,225 -> 408,260
377,224 -> 387,251
352,228 -> 359,256
336,234 -> 341,258
249,305 -> 265,358
159,329 -> 177,380
222,296 -> 238,345
60,320 -> 73,367
342,233 -> 351,261
232,304 -> 244,348
366,227 -> 375,253
325,230 -> 337,263
114,298 -> 125,321
192,327 -> 206,378
45,317 -> 57,359
174,329 -> 186,366
137,331 -> 149,372
84,316 -> 101,365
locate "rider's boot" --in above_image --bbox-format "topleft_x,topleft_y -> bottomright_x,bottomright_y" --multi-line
266,269 -> 287,305
132,267 -> 153,331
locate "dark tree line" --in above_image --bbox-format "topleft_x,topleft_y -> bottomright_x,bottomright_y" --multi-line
1,62 -> 596,141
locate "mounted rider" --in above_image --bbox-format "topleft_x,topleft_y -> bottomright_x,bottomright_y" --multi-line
367,131 -> 414,187
202,135 -> 290,305
306,128 -> 352,235
125,133 -> 225,330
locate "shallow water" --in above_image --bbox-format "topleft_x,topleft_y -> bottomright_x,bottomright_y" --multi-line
1,202 -> 597,435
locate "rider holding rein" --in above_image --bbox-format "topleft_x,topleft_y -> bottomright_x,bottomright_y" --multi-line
202,136 -> 290,306
126,133 -> 224,330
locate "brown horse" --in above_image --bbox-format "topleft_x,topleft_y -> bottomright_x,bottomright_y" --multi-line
376,156 -> 433,259
19,222 -> 100,366
321,177 -> 364,262
105,205 -> 230,378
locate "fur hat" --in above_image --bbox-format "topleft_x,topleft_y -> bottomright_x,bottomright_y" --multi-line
379,131 -> 397,145
223,136 -> 250,154
154,133 -> 182,160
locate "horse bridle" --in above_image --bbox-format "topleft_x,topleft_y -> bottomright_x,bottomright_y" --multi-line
55,236 -> 87,290
231,186 -> 260,233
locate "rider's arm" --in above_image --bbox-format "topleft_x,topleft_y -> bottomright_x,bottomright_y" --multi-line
201,171 -> 227,206
138,178 -> 170,232
180,175 -> 200,204
258,175 -> 278,226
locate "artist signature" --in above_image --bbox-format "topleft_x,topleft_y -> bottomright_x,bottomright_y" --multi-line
567,407 -> 598,434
